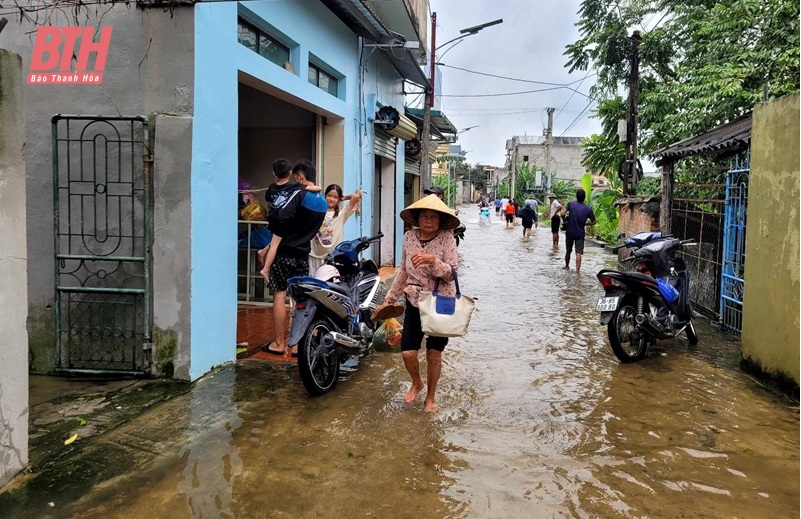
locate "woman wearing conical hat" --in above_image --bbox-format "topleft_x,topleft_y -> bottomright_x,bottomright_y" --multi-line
383,195 -> 460,413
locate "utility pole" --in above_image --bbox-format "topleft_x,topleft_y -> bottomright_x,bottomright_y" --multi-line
625,31 -> 642,196
419,12 -> 436,198
544,107 -> 554,191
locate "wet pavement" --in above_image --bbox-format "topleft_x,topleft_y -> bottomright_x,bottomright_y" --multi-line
2,207 -> 798,518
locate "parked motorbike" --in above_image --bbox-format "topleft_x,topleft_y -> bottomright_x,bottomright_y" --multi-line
612,231 -> 672,275
596,237 -> 699,363
286,233 -> 385,396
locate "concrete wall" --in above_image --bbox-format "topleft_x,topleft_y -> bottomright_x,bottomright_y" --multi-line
0,49 -> 29,485
1,6 -> 195,375
741,92 -> 800,389
151,115 -> 193,380
616,197 -> 660,262
507,142 -> 586,184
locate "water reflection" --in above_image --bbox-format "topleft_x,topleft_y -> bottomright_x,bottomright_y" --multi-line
177,366 -> 243,518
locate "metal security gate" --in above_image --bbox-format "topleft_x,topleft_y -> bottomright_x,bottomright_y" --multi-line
53,115 -> 153,374
720,153 -> 749,336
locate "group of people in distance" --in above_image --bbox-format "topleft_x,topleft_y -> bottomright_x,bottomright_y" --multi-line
485,189 -> 596,274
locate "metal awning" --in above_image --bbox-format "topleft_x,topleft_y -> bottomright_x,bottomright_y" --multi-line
320,0 -> 392,41
650,114 -> 752,166
382,48 -> 429,88
404,107 -> 458,140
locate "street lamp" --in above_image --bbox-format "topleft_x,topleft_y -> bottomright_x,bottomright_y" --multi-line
420,17 -> 503,198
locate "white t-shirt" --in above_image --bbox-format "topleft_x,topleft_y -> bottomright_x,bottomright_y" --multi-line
548,200 -> 563,218
310,204 -> 357,259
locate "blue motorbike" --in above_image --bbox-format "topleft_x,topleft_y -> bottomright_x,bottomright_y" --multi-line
286,233 -> 384,395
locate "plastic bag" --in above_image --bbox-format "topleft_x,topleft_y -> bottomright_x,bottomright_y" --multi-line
240,200 -> 267,221
372,317 -> 403,352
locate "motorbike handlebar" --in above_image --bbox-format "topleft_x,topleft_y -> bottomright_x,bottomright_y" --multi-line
620,256 -> 636,262
362,232 -> 384,243
680,239 -> 697,246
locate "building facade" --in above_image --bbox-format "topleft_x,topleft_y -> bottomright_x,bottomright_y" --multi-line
0,0 -> 430,384
505,135 -> 586,187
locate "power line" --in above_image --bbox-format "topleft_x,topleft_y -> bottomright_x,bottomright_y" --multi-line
438,85 -> 589,98
437,63 -> 596,88
559,99 -> 595,137
553,67 -> 595,125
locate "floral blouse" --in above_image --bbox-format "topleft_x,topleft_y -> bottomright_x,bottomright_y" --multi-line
385,229 -> 459,308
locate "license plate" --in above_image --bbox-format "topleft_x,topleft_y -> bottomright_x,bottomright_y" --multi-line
596,297 -> 619,312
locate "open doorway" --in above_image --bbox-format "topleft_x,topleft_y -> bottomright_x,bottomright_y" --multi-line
236,82 -> 316,358
372,155 -> 396,266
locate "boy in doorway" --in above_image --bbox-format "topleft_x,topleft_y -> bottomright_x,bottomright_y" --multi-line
257,159 -> 321,267
260,160 -> 327,357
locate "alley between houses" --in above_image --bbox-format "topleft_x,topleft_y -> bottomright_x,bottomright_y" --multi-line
0,208 -> 798,519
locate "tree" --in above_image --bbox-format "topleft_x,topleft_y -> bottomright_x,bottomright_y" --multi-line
565,0 -> 800,155
580,133 -> 624,179
468,164 -> 489,192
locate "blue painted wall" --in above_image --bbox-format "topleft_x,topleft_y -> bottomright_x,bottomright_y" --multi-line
192,0 -> 406,379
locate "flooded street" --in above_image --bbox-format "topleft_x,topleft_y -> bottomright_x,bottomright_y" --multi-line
3,208 -> 799,519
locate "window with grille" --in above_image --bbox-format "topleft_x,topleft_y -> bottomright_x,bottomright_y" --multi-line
308,63 -> 338,97
237,17 -> 290,68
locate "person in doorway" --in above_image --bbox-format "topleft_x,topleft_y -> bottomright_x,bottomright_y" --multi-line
520,200 -> 538,241
257,159 -> 320,266
546,193 -> 563,248
560,189 -> 596,274
504,197 -> 516,229
260,160 -> 327,357
424,185 -> 445,200
383,194 -> 460,414
494,197 -> 501,216
309,184 -> 362,274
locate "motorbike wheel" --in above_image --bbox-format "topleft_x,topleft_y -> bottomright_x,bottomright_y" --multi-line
297,317 -> 340,396
685,319 -> 699,345
608,297 -> 648,363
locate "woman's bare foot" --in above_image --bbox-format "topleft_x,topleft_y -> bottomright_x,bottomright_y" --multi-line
424,400 -> 439,413
403,382 -> 424,404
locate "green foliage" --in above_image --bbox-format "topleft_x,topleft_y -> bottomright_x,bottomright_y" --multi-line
432,173 -> 458,207
580,133 -> 625,179
565,0 -> 800,155
586,188 -> 619,244
637,177 -> 661,197
497,179 -> 510,199
515,162 -> 544,201
551,179 -> 575,200
466,164 -> 489,191
581,173 -> 593,198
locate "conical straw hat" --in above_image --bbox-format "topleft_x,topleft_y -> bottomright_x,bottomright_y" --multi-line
400,194 -> 461,230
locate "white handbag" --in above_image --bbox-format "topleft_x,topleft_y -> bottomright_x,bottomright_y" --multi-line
418,269 -> 475,338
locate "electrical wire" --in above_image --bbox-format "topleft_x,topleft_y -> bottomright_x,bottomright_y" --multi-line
437,63 -> 596,88
438,85 -> 587,98
559,98 -> 595,137
553,67 -> 595,125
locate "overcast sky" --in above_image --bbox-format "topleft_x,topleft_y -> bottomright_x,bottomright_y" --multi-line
419,0 -> 602,167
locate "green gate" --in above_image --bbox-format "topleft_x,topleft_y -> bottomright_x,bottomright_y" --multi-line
52,115 -> 153,375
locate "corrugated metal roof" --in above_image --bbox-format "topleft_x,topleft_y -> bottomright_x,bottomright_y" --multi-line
650,114 -> 752,165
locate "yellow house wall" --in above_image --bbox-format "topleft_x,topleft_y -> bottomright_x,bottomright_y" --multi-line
741,92 -> 800,385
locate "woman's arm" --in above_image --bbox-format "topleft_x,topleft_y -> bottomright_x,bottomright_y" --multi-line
384,233 -> 409,304
430,233 -> 458,282
343,190 -> 362,220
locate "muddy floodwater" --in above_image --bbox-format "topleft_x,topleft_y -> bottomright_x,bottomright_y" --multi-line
3,208 -> 799,519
